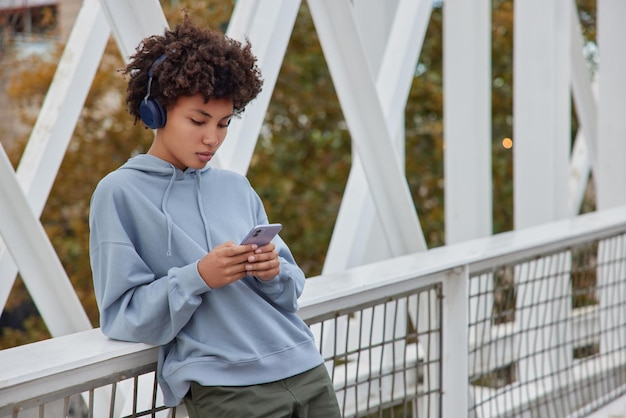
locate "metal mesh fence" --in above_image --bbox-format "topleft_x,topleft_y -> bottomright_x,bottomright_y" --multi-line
468,233 -> 626,418
7,284 -> 443,418
6,372 -> 179,417
305,283 -> 443,418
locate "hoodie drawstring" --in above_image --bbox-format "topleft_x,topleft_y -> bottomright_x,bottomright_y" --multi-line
162,169 -> 177,256
161,166 -> 213,256
195,173 -> 213,250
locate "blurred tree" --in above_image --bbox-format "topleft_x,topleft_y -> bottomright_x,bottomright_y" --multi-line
405,4 -> 445,247
491,0 -> 514,234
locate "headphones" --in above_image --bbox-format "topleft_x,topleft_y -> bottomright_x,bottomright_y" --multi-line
139,53 -> 168,129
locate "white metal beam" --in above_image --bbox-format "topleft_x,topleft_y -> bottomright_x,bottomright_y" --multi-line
0,146 -> 91,336
568,130 -> 593,217
514,0 -> 572,229
324,0 -> 431,273
377,0 -> 433,133
0,0 -> 110,316
98,0 -> 169,62
212,0 -> 301,174
570,3 -> 598,173
308,0 -> 424,259
443,0 -> 492,244
568,1 -> 598,216
596,0 -> 626,210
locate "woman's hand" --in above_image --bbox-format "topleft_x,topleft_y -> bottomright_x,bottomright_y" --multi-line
197,242 -> 280,288
245,243 -> 280,281
197,241 -> 258,288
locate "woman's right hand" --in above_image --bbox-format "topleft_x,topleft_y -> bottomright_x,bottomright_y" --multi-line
197,241 -> 258,288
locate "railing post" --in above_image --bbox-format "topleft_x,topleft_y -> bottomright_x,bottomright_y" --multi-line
441,265 -> 469,418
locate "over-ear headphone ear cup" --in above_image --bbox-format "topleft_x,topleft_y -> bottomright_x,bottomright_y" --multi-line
139,99 -> 167,129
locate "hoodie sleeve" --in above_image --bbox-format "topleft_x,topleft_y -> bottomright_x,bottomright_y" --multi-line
91,240 -> 208,345
251,235 -> 306,313
89,178 -> 210,346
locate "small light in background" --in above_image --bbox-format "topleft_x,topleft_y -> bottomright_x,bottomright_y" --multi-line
502,137 -> 513,149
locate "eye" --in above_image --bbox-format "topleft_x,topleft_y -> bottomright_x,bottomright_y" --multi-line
191,119 -> 205,126
218,119 -> 231,129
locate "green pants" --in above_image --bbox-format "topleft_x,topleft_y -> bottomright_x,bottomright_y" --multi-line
183,364 -> 341,418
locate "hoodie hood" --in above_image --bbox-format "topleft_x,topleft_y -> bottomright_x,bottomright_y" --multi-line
119,154 -> 213,256
119,153 -> 212,175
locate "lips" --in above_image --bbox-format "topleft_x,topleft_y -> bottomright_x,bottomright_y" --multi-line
198,152 -> 213,162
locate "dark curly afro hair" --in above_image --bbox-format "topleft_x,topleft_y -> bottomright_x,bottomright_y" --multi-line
123,11 -> 263,125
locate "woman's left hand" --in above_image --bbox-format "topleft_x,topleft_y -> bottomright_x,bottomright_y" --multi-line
244,243 -> 280,280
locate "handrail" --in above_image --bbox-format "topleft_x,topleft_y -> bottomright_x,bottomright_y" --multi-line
298,204 -> 626,320
0,328 -> 157,415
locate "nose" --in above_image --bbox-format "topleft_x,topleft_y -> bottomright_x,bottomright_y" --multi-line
202,126 -> 219,146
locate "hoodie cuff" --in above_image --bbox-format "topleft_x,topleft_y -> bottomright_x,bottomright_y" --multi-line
171,262 -> 212,296
255,273 -> 284,291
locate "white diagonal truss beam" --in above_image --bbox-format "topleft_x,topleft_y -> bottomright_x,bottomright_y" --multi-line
0,0 -> 109,328
98,0 -> 169,61
212,0 -> 301,174
0,147 -> 91,336
568,0 -> 598,216
308,0 -> 424,258
323,0 -> 431,274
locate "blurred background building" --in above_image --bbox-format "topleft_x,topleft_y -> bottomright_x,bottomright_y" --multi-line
0,0 -> 81,144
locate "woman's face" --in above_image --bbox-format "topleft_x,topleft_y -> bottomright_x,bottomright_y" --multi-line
149,94 -> 234,170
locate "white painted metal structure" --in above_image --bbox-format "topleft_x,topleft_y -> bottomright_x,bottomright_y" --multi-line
596,0 -> 626,210
514,0 -> 572,229
0,0 -> 57,8
443,0 -> 492,245
1,0 -> 626,415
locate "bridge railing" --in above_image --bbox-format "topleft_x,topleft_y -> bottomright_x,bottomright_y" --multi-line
2,206 -> 626,418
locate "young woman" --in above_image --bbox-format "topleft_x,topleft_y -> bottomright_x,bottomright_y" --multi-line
89,12 -> 341,417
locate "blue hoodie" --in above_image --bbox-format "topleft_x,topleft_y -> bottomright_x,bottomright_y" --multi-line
89,154 -> 323,406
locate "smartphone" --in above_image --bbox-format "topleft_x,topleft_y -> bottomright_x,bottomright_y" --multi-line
240,223 -> 283,246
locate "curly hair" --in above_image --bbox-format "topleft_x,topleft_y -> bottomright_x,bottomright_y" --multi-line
122,12 -> 263,125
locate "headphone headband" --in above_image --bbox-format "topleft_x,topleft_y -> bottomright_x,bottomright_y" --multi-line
139,53 -> 168,129
148,53 -> 168,77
